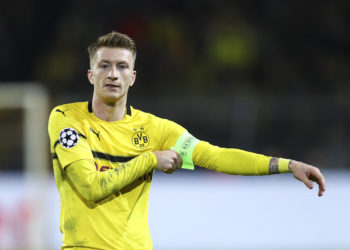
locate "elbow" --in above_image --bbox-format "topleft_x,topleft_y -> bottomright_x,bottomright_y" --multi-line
71,171 -> 121,202
82,192 -> 101,202
77,184 -> 119,202
75,184 -> 106,202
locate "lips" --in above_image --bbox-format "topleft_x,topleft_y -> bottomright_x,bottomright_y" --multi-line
105,83 -> 120,89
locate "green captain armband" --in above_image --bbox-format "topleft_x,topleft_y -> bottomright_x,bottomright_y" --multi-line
171,131 -> 200,170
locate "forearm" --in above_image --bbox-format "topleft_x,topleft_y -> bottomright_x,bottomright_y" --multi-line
66,152 -> 158,202
193,141 -> 290,175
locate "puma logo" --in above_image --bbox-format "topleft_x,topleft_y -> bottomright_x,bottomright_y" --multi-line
90,127 -> 101,141
56,109 -> 68,117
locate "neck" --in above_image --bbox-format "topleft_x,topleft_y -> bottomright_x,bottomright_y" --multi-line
92,97 -> 127,122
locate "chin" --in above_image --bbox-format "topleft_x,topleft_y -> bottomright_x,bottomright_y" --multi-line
103,95 -> 125,105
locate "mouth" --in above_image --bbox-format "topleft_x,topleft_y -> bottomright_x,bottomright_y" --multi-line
105,83 -> 120,90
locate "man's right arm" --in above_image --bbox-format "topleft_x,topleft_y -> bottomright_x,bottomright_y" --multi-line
48,105 -> 182,202
66,150 -> 182,202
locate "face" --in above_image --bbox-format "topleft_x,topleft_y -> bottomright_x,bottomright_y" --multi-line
88,47 -> 136,105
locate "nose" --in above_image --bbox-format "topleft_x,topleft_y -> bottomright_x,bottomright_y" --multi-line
108,65 -> 119,79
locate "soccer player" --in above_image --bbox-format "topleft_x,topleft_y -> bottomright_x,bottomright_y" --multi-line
48,31 -> 326,250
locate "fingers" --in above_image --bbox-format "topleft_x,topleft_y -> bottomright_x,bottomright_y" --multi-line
302,165 -> 326,197
318,185 -> 325,197
173,151 -> 183,169
164,151 -> 182,173
154,150 -> 183,174
311,167 -> 326,197
290,161 -> 326,197
303,178 -> 314,190
318,178 -> 326,197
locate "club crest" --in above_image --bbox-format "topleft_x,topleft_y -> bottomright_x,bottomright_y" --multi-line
132,130 -> 150,149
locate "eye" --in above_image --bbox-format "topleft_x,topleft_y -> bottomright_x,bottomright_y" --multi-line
118,64 -> 128,70
100,64 -> 110,69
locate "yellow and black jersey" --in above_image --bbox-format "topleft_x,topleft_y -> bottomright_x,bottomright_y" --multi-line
48,102 -> 185,250
48,101 -> 283,250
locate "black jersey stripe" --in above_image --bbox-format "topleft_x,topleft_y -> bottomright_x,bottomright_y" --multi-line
88,101 -> 93,113
92,151 -> 135,163
88,101 -> 131,116
52,153 -> 58,159
126,105 -> 131,116
54,140 -> 60,148
51,151 -> 134,163
79,133 -> 87,139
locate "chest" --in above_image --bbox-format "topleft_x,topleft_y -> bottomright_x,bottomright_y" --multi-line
82,120 -> 159,157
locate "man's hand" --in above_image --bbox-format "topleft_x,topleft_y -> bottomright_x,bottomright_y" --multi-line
153,150 -> 183,174
289,160 -> 326,197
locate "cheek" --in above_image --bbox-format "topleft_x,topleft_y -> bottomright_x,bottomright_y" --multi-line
94,73 -> 104,83
120,73 -> 131,83
129,76 -> 135,86
127,72 -> 135,84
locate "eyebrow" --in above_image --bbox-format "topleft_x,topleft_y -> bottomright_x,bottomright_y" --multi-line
98,59 -> 129,66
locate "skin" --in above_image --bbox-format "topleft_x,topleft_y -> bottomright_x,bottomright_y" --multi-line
268,157 -> 326,196
289,160 -> 326,197
87,47 -> 136,122
87,47 -> 182,173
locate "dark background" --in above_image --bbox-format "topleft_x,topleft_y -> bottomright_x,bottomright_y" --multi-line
0,0 -> 349,171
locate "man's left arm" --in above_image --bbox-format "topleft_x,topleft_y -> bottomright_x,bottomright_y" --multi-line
159,118 -> 326,197
192,140 -> 326,197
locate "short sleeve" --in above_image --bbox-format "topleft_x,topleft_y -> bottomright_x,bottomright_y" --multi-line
48,106 -> 93,169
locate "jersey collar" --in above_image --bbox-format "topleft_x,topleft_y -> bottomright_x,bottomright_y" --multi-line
87,101 -> 132,116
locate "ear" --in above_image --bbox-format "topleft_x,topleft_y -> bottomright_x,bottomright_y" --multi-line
87,69 -> 94,85
129,71 -> 136,87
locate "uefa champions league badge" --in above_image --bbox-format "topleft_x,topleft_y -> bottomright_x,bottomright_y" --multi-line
59,128 -> 79,148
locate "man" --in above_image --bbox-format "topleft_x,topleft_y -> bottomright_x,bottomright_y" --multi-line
48,31 -> 326,250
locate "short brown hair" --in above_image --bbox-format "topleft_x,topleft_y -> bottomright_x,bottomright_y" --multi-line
87,31 -> 137,65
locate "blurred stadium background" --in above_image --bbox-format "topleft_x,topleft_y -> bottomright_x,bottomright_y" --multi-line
0,1 -> 349,249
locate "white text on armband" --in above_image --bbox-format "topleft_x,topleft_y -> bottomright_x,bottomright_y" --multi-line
172,131 -> 200,170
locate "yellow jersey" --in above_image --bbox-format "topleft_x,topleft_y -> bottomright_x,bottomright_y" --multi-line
48,102 -> 185,249
48,101 -> 276,250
